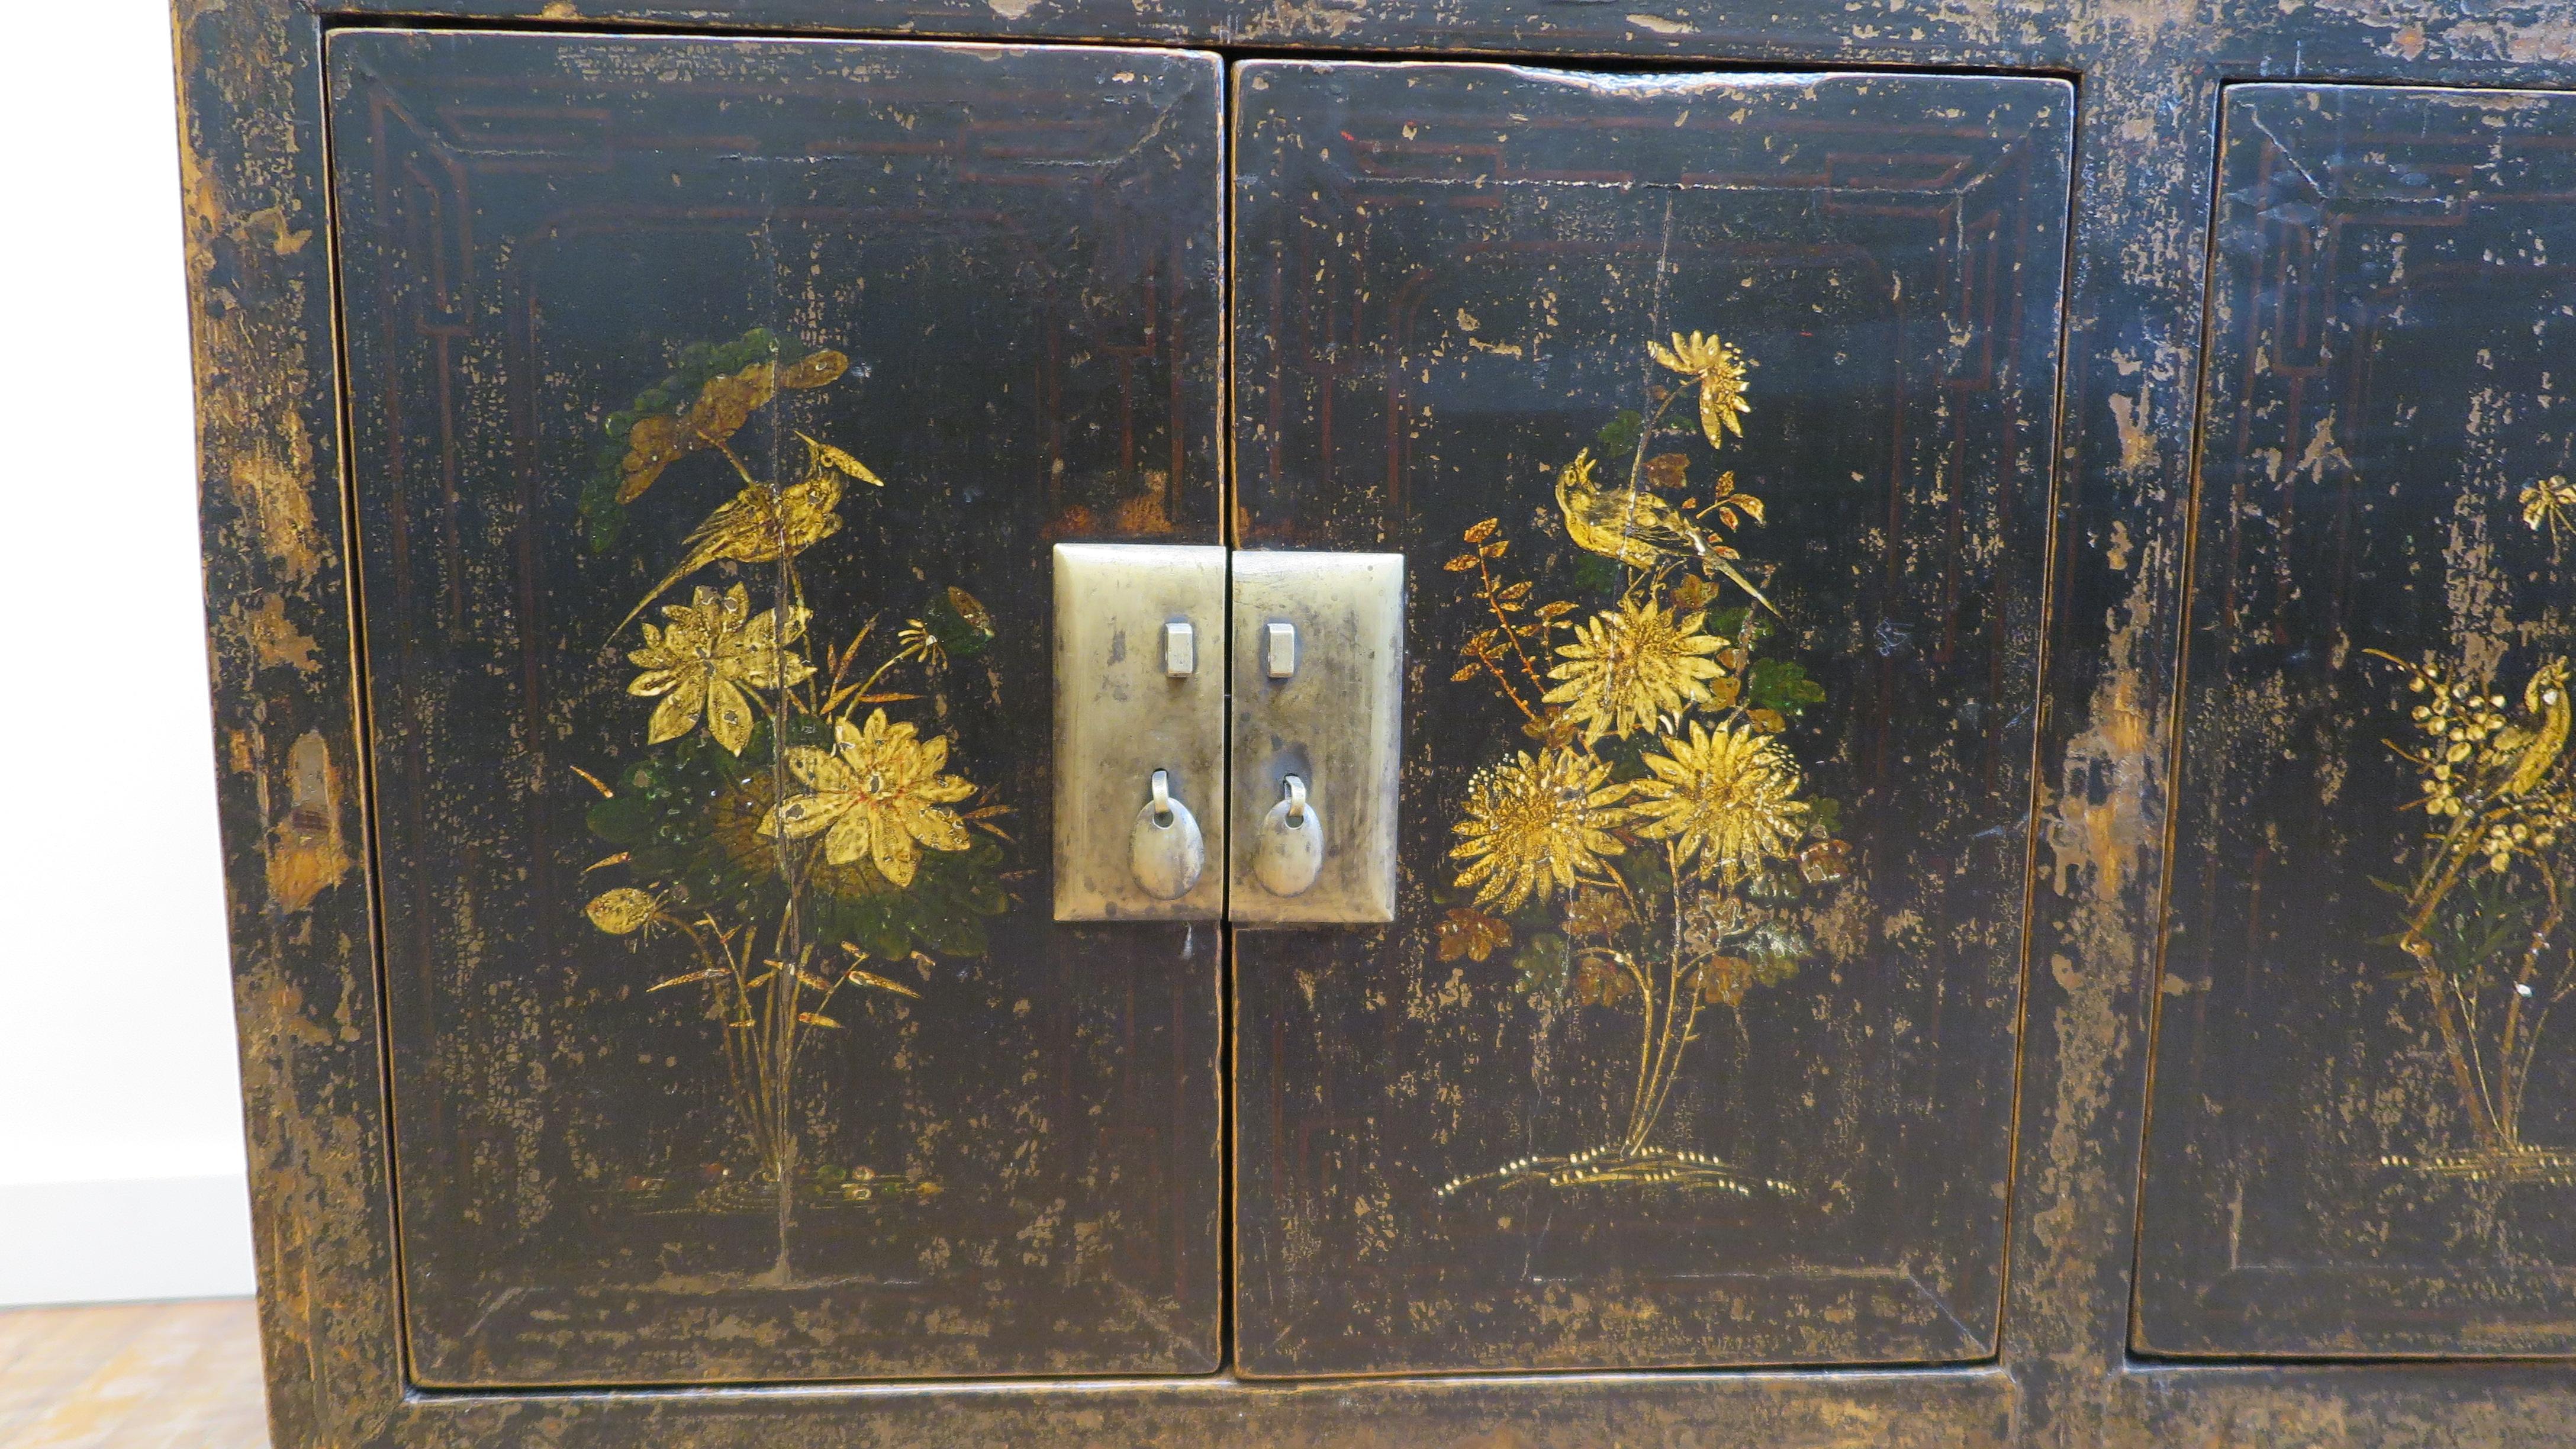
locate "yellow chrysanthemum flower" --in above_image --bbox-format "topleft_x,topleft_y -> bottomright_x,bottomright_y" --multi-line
1630,720 -> 1808,879
1541,600 -> 1729,745
626,584 -> 814,755
760,709 -> 976,887
1450,748 -> 1631,912
1647,329 -> 1753,450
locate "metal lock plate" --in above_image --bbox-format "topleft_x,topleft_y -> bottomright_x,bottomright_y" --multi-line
1228,551 -> 1405,925
1053,544 -> 1228,920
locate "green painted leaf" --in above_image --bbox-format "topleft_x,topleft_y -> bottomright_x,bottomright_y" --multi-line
1512,932 -> 1571,996
1747,658 -> 1825,716
922,591 -> 996,658
1594,408 -> 1644,458
1807,796 -> 1843,839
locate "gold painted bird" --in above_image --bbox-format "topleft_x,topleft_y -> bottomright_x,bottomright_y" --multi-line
614,433 -> 880,636
2497,657 -> 2572,799
1554,449 -> 1776,614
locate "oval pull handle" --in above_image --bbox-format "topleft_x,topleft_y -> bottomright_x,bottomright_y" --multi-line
1253,775 -> 1324,898
1129,769 -> 1206,901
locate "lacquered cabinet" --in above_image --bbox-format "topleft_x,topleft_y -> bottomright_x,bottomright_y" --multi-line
180,2 -> 2576,1444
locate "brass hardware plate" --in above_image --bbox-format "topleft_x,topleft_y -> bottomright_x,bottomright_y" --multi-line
1228,551 -> 1404,925
1053,543 -> 1228,920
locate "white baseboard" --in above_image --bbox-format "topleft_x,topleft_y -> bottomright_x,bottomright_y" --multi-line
0,1174 -> 257,1308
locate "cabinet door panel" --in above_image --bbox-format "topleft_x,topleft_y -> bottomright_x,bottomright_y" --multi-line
1230,62 -> 2072,1375
2139,83 -> 2576,1357
329,29 -> 1223,1386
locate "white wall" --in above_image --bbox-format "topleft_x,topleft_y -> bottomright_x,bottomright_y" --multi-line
0,0 -> 256,1305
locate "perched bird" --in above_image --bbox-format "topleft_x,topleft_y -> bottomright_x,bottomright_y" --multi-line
2498,657 -> 2572,799
1554,450 -> 1776,613
614,434 -> 880,636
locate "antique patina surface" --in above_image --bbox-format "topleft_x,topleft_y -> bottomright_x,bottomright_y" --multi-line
2140,82 -> 2576,1358
1231,61 -> 2069,1376
331,29 -> 1225,1386
178,0 -> 2576,1445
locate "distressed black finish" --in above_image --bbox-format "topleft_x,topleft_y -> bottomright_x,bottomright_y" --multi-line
175,0 -> 2576,1445
1230,62 -> 2069,1375
330,30 -> 1226,1384
2140,82 -> 2576,1358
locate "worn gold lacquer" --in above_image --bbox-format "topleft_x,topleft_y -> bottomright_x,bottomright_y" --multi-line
1437,328 -> 1850,1197
576,330 -> 1009,1274
2365,489 -> 2576,1186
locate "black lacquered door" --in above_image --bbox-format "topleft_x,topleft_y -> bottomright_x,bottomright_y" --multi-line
1229,62 -> 2074,1375
2140,82 -> 2576,1358
330,29 -> 1225,1386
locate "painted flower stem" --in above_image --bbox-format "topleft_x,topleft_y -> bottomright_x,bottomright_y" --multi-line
2372,643 -> 2576,1174
579,333 -> 994,1267
1440,324 -> 1847,1198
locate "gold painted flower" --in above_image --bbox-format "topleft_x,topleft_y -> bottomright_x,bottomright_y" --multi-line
1564,887 -> 1635,938
1542,600 -> 1730,745
1450,748 -> 1631,912
759,709 -> 975,887
1799,838 -> 1854,886
1648,329 -> 1753,450
679,363 -> 779,454
2523,474 -> 2576,549
1631,720 -> 1809,879
626,584 -> 814,755
1435,907 -> 1513,962
1687,955 -> 1759,1007
1574,957 -> 1637,1007
585,886 -> 668,936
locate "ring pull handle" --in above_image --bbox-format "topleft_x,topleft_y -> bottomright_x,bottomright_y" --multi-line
1129,769 -> 1205,901
1254,774 -> 1324,898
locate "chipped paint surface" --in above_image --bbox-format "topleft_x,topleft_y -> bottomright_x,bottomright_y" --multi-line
326,30 -> 1226,1386
1231,59 -> 2068,1377
265,730 -> 352,913
176,0 -> 2576,1445
178,3 -> 404,1445
237,593 -> 320,675
2137,82 -> 2576,1361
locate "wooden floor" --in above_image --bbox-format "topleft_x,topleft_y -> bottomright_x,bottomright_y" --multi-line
0,1300 -> 268,1449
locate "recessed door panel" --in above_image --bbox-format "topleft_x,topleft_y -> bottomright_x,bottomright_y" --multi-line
329,29 -> 1223,1386
2139,83 -> 2576,1357
1229,62 -> 2072,1374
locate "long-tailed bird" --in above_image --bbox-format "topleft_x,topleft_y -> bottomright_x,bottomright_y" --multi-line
614,434 -> 878,637
1554,449 -> 1776,614
2498,657 -> 2572,800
